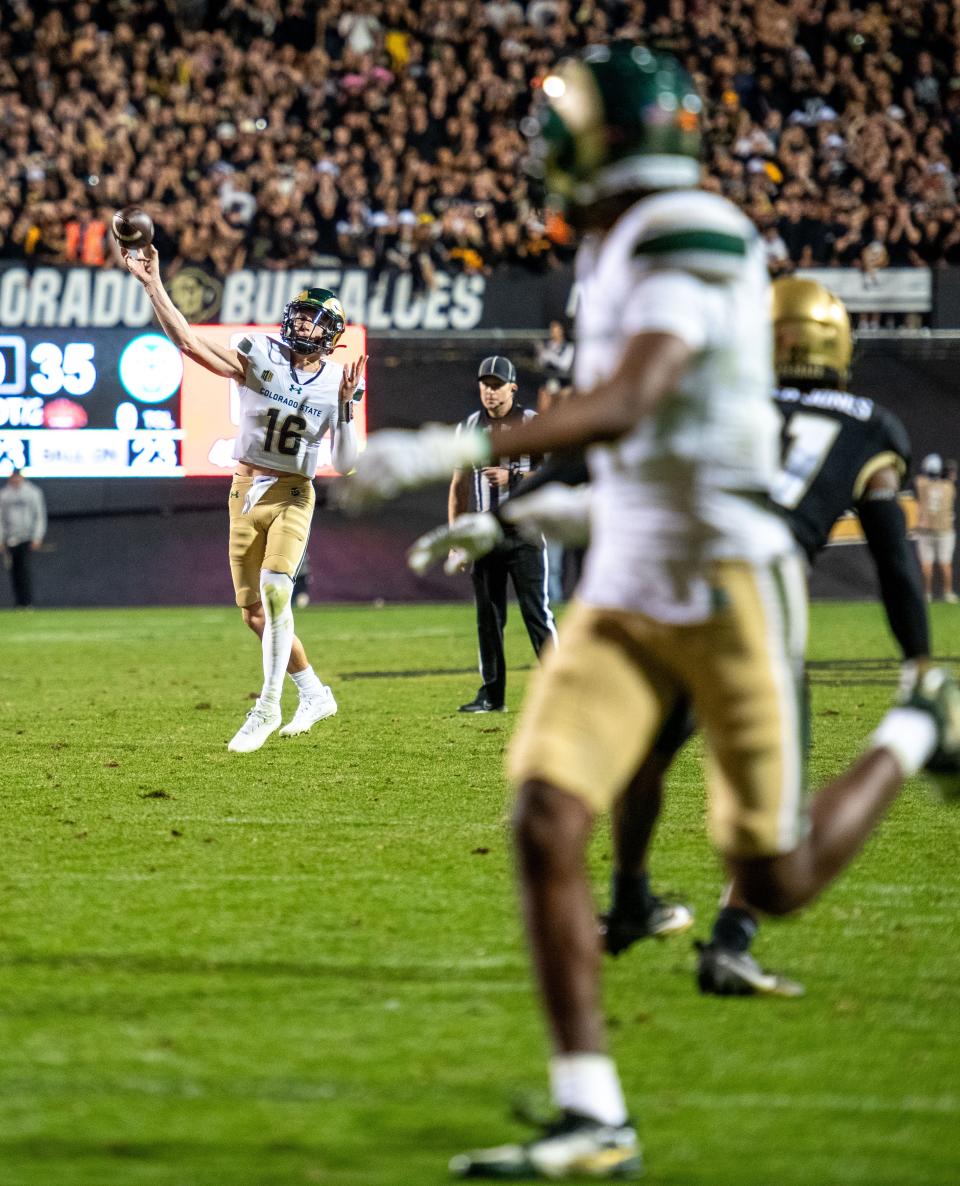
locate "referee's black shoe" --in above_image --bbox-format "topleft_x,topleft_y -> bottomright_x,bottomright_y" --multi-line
458,694 -> 507,714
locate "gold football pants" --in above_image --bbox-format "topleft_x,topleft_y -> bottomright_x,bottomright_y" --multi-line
228,475 -> 315,607
508,554 -> 809,859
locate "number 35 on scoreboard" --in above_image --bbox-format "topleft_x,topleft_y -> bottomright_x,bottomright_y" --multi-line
178,324 -> 367,478
0,336 -> 97,397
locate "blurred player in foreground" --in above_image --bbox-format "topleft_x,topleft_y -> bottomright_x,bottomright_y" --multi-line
410,277 -> 932,999
123,246 -> 366,752
348,46 -> 960,1180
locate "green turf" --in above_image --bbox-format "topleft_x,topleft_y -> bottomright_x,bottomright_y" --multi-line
1,602 -> 958,1186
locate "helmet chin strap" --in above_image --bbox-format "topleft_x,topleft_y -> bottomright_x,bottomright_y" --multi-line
291,336 -> 323,354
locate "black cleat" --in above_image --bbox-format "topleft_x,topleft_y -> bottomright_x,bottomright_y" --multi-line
450,1110 -> 641,1180
600,898 -> 694,956
459,697 -> 507,714
695,940 -> 804,998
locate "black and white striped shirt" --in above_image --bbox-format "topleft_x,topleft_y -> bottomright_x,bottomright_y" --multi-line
456,402 -> 540,516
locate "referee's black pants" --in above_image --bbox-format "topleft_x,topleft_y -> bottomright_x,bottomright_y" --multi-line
471,535 -> 556,708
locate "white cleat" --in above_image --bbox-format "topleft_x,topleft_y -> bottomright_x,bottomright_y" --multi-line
227,701 -> 282,753
280,687 -> 338,737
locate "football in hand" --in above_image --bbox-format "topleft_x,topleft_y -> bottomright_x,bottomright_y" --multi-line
112,206 -> 154,250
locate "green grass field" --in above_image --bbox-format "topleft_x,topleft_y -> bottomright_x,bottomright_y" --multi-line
1,602 -> 959,1186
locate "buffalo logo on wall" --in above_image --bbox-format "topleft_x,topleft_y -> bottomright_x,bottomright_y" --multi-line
169,267 -> 223,322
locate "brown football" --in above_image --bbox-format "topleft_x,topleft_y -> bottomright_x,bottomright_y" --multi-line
112,206 -> 154,249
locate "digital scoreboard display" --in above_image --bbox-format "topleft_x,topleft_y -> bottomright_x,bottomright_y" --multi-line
0,324 -> 367,479
0,329 -> 183,476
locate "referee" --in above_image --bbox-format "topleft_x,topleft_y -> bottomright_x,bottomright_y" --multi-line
448,355 -> 558,712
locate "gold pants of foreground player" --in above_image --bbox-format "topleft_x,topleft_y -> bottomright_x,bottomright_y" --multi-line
509,553 -> 809,859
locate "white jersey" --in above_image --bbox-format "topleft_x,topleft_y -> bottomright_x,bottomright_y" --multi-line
233,335 -> 360,478
575,189 -> 795,622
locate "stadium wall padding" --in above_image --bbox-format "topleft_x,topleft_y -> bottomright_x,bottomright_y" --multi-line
6,336 -> 959,609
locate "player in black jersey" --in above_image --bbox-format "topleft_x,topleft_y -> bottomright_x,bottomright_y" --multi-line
771,390 -> 925,659
408,277 -> 931,996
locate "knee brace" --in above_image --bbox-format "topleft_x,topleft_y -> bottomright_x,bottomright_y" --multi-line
260,570 -> 294,621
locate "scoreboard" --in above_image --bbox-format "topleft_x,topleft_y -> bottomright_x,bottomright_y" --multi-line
0,329 -> 183,476
0,325 -> 367,478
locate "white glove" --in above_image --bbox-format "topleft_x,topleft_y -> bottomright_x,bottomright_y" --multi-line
407,512 -> 505,575
499,483 -> 593,546
446,547 -> 471,574
340,426 -> 491,511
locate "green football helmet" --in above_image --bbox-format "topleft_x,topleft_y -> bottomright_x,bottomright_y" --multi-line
281,287 -> 346,355
533,43 -> 702,212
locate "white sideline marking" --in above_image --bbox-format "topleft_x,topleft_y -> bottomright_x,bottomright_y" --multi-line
155,818 -> 492,830
10,1075 -> 959,1115
3,625 -> 461,645
644,1090 -> 960,1116
5,871 -> 505,887
2,950 -> 523,974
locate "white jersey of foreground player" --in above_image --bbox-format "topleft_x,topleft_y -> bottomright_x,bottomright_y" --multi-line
576,189 -> 794,623
234,334 -> 362,477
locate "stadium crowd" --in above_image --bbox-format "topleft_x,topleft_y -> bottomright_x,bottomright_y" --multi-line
2,0 -> 960,284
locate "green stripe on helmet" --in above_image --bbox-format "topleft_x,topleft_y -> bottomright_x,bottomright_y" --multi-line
634,229 -> 748,256
293,287 -> 344,312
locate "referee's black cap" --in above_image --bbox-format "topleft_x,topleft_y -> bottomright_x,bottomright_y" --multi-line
478,355 -> 517,384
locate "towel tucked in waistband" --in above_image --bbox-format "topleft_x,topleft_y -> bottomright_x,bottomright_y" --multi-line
241,475 -> 279,514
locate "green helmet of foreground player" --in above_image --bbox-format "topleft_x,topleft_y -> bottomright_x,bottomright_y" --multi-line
281,288 -> 346,355
533,43 -> 703,213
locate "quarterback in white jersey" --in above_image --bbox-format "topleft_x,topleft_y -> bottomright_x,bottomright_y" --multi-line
350,45 -> 960,1181
232,330 -> 364,480
122,246 -> 366,754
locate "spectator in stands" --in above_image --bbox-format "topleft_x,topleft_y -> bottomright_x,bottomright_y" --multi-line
907,51 -> 943,118
3,0 -> 960,299
761,219 -> 793,274
485,0 -> 524,34
441,204 -> 487,275
0,208 -> 20,260
777,196 -> 819,268
862,212 -> 892,278
831,204 -> 869,266
915,207 -> 947,265
339,2 -> 382,56
886,201 -> 923,265
63,204 -> 107,265
21,203 -> 65,262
